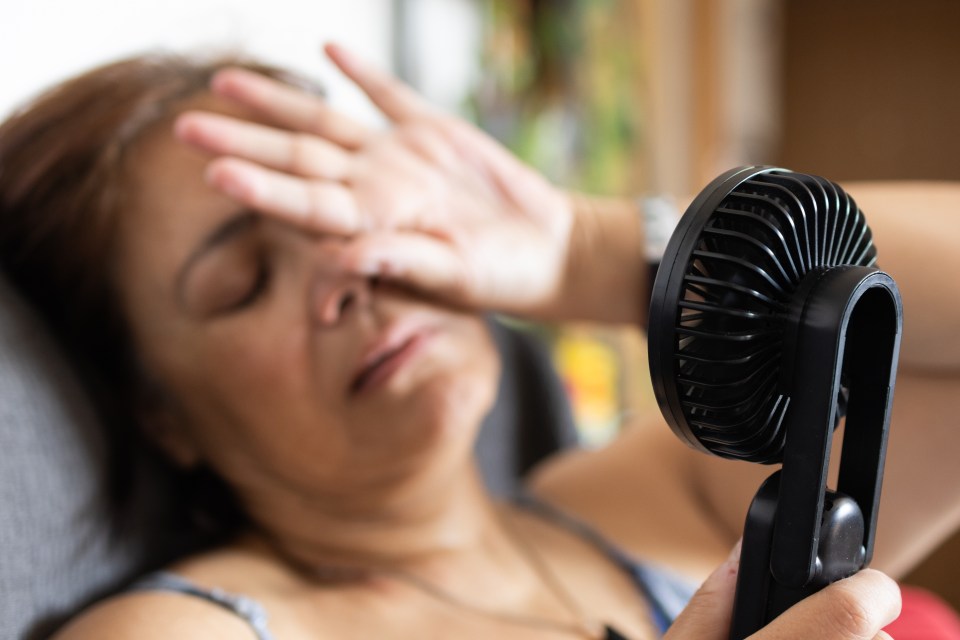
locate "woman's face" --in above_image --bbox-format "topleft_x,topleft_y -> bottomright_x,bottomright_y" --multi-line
112,93 -> 499,514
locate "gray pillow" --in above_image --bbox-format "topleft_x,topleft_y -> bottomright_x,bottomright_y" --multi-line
0,276 -> 153,640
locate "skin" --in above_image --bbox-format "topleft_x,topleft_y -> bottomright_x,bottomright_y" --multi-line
52,45 -> 935,639
170,45 -> 960,582
64,93 -> 665,640
114,94 -> 505,566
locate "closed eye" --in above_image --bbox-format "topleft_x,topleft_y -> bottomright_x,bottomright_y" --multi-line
181,238 -> 273,318
220,252 -> 271,314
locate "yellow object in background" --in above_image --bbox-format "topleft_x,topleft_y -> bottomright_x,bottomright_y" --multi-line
553,330 -> 621,447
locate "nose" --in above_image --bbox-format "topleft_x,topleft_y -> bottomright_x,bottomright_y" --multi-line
312,271 -> 375,326
299,232 -> 378,326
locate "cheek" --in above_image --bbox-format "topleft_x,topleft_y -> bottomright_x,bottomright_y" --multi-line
440,319 -> 500,422
155,321 -> 350,467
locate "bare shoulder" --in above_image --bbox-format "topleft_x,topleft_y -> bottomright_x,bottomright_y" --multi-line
51,589 -> 259,640
528,414 -> 736,582
52,541 -> 284,640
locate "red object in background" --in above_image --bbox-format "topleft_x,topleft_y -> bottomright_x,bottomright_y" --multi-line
885,587 -> 960,640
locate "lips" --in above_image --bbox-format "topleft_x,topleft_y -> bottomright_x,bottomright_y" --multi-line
349,324 -> 436,396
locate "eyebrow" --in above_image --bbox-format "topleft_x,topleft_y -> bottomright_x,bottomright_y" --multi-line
175,210 -> 261,308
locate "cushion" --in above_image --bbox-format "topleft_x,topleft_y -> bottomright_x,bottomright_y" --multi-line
0,276 -> 153,639
885,586 -> 960,640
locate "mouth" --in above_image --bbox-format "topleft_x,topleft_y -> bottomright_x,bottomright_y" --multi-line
349,324 -> 437,396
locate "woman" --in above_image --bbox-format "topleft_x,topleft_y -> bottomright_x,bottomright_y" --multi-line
2,44 -> 955,639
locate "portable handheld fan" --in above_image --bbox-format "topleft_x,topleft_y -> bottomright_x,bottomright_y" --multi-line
647,166 -> 903,639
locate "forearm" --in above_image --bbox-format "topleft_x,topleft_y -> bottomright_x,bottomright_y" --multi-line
536,194 -> 650,325
543,182 -> 960,366
689,181 -> 960,577
844,181 -> 960,372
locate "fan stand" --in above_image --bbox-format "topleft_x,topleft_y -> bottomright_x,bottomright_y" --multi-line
729,267 -> 901,639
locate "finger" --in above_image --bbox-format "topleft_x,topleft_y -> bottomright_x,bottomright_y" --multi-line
206,157 -> 361,235
752,569 -> 901,640
435,117 -> 563,223
211,68 -> 371,149
175,111 -> 352,181
663,541 -> 741,640
324,42 -> 436,123
393,122 -> 461,169
340,233 -> 468,300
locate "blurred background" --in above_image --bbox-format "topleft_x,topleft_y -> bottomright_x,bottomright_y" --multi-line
4,0 -> 958,608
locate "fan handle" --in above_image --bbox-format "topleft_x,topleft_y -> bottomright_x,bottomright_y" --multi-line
729,267 -> 902,639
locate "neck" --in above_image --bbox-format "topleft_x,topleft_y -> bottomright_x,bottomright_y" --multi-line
242,461 -> 521,582
234,463 -> 617,639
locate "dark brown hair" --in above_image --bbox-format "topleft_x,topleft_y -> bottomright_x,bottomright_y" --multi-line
0,52 -> 318,538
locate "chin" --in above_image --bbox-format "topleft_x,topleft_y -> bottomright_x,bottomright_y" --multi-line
424,364 -> 497,443
389,366 -> 498,497
348,326 -> 499,481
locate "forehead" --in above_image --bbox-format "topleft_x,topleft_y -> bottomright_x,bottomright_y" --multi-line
116,93 -> 256,295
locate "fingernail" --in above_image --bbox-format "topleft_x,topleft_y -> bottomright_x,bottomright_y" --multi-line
702,540 -> 742,588
728,538 -> 743,564
355,257 -> 379,275
346,249 -> 381,275
172,114 -> 192,141
327,43 -> 359,71
206,165 -> 250,201
222,179 -> 247,201
210,69 -> 236,96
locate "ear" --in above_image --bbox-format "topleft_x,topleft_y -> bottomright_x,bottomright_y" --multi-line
136,386 -> 202,468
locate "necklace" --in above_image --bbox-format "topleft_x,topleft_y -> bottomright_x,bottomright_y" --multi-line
497,510 -> 633,640
300,512 -> 633,640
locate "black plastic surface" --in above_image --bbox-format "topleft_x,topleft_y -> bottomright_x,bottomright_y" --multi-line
647,167 -> 903,639
648,166 -> 879,464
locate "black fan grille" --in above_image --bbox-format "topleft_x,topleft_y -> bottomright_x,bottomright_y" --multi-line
674,169 -> 877,463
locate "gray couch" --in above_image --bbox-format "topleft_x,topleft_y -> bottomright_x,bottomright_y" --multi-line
0,275 -> 576,640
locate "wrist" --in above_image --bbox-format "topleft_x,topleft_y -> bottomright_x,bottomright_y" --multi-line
545,192 -> 649,325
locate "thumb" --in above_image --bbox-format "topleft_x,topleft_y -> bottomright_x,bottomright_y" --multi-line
664,541 -> 742,640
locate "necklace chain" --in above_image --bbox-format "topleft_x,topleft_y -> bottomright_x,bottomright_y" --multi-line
497,507 -> 604,638
385,562 -> 602,638
293,509 -> 609,639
